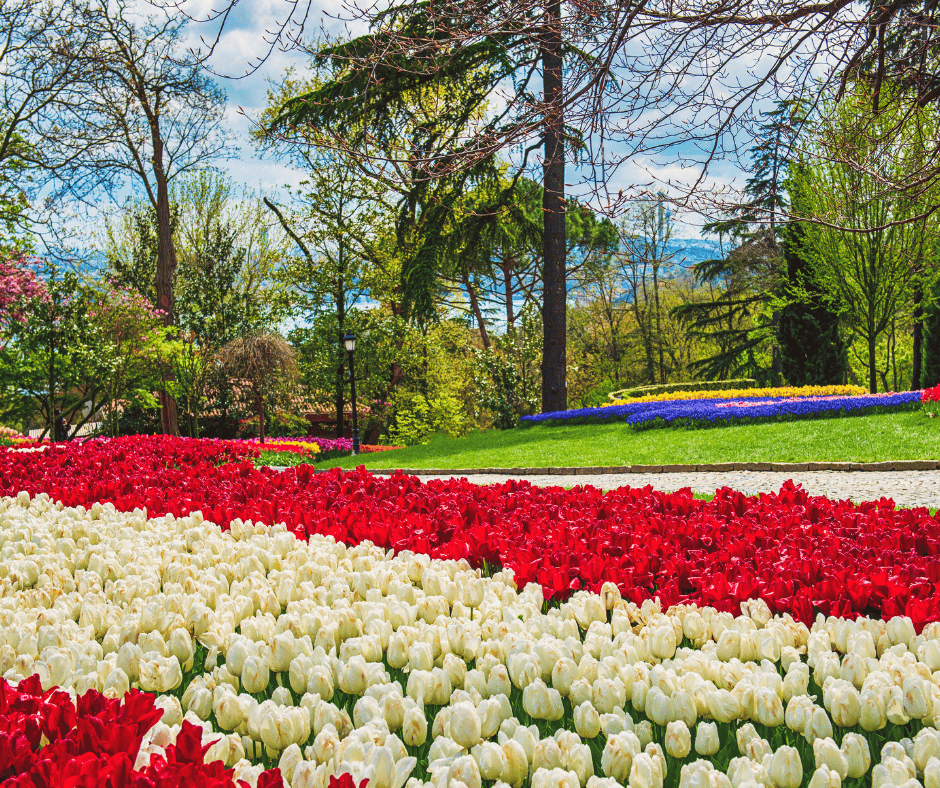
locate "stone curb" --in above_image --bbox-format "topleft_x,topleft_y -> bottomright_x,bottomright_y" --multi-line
368,460 -> 940,475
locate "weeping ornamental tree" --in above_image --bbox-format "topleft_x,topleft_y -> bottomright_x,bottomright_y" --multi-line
217,332 -> 298,444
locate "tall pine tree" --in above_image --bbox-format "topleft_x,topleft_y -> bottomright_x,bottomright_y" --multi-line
674,101 -> 797,382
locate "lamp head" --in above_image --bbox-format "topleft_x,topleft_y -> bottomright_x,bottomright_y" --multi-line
343,330 -> 356,353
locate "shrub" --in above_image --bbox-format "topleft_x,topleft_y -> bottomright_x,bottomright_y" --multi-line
388,392 -> 467,445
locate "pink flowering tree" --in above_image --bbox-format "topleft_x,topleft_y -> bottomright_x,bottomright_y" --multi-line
0,251 -> 48,333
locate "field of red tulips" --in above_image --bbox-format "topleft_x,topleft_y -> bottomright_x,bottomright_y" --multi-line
0,675 -> 268,787
3,435 -> 939,630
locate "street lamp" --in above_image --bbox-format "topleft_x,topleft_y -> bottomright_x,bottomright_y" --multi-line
343,330 -> 360,456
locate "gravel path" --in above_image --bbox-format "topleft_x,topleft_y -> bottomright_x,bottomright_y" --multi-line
372,469 -> 940,509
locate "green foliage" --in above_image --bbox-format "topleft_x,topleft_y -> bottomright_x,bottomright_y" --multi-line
471,308 -> 541,428
0,269 -> 169,437
255,449 -> 320,467
104,171 -> 282,349
113,406 -> 161,437
609,378 -> 757,400
798,83 -> 935,392
266,411 -> 310,438
387,391 -> 466,445
778,163 -> 848,386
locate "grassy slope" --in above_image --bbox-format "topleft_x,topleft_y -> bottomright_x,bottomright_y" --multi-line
318,410 -> 940,470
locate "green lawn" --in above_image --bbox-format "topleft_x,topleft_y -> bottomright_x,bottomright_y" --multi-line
318,410 -> 940,470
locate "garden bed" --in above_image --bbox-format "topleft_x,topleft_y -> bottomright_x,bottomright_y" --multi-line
3,435 -> 940,788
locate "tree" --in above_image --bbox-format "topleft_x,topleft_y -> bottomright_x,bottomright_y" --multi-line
91,284 -> 177,437
800,85 -> 934,392
0,271 -> 172,438
39,0 -> 231,435
923,270 -> 940,388
264,0 -> 610,413
777,162 -> 848,386
0,0 -> 96,237
217,332 -> 298,444
0,250 -> 47,332
260,152 -> 380,439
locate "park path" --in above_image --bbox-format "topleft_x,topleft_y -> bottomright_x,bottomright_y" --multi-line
369,468 -> 940,509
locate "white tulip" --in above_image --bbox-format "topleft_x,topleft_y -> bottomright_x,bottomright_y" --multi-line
448,754 -> 482,788
629,752 -> 662,788
925,756 -> 940,788
474,741 -> 508,782
807,765 -> 841,788
666,721 -> 691,759
841,733 -> 871,779
694,721 -> 719,757
402,704 -> 428,748
602,731 -> 641,783
813,737 -> 848,780
574,701 -> 601,739
770,746 -> 803,788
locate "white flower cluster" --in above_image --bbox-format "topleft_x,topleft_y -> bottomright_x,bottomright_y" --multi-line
4,491 -> 940,788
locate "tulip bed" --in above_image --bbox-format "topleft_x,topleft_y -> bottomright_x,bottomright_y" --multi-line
523,391 -> 923,429
4,435 -> 940,625
4,493 -> 940,788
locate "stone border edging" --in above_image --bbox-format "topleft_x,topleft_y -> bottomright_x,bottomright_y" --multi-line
369,460 -> 939,475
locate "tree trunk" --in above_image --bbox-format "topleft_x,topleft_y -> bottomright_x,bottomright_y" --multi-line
48,306 -> 55,442
540,0 -> 566,413
868,333 -> 877,393
913,283 -> 923,390
335,248 -> 347,439
152,129 -> 180,436
258,393 -> 266,443
771,310 -> 781,383
464,273 -> 491,350
504,259 -> 515,329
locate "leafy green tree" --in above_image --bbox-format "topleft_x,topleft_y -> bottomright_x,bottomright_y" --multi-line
262,153 -> 383,438
800,85 -> 934,392
471,306 -> 541,428
673,103 -> 804,384
105,172 -> 280,350
777,162 -> 848,386
921,259 -> 940,388
37,0 -> 232,435
0,272 -> 172,437
264,2 -> 603,413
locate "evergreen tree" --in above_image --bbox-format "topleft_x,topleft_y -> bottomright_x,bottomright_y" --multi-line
777,162 -> 848,385
674,101 -> 798,382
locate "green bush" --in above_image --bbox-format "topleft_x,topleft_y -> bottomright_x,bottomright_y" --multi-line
266,411 -> 310,438
608,378 -> 757,401
388,392 -> 467,446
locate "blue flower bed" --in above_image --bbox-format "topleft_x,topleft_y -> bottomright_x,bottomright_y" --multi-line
521,391 -> 923,429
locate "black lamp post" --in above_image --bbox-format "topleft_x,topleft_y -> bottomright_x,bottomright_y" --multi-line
343,330 -> 360,456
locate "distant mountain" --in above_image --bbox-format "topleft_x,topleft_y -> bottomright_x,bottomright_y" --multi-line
664,237 -> 725,268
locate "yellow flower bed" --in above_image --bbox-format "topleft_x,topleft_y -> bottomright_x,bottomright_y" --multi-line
261,439 -> 321,454
604,385 -> 867,407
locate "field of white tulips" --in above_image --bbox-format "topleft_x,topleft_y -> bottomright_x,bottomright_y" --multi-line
3,490 -> 940,788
